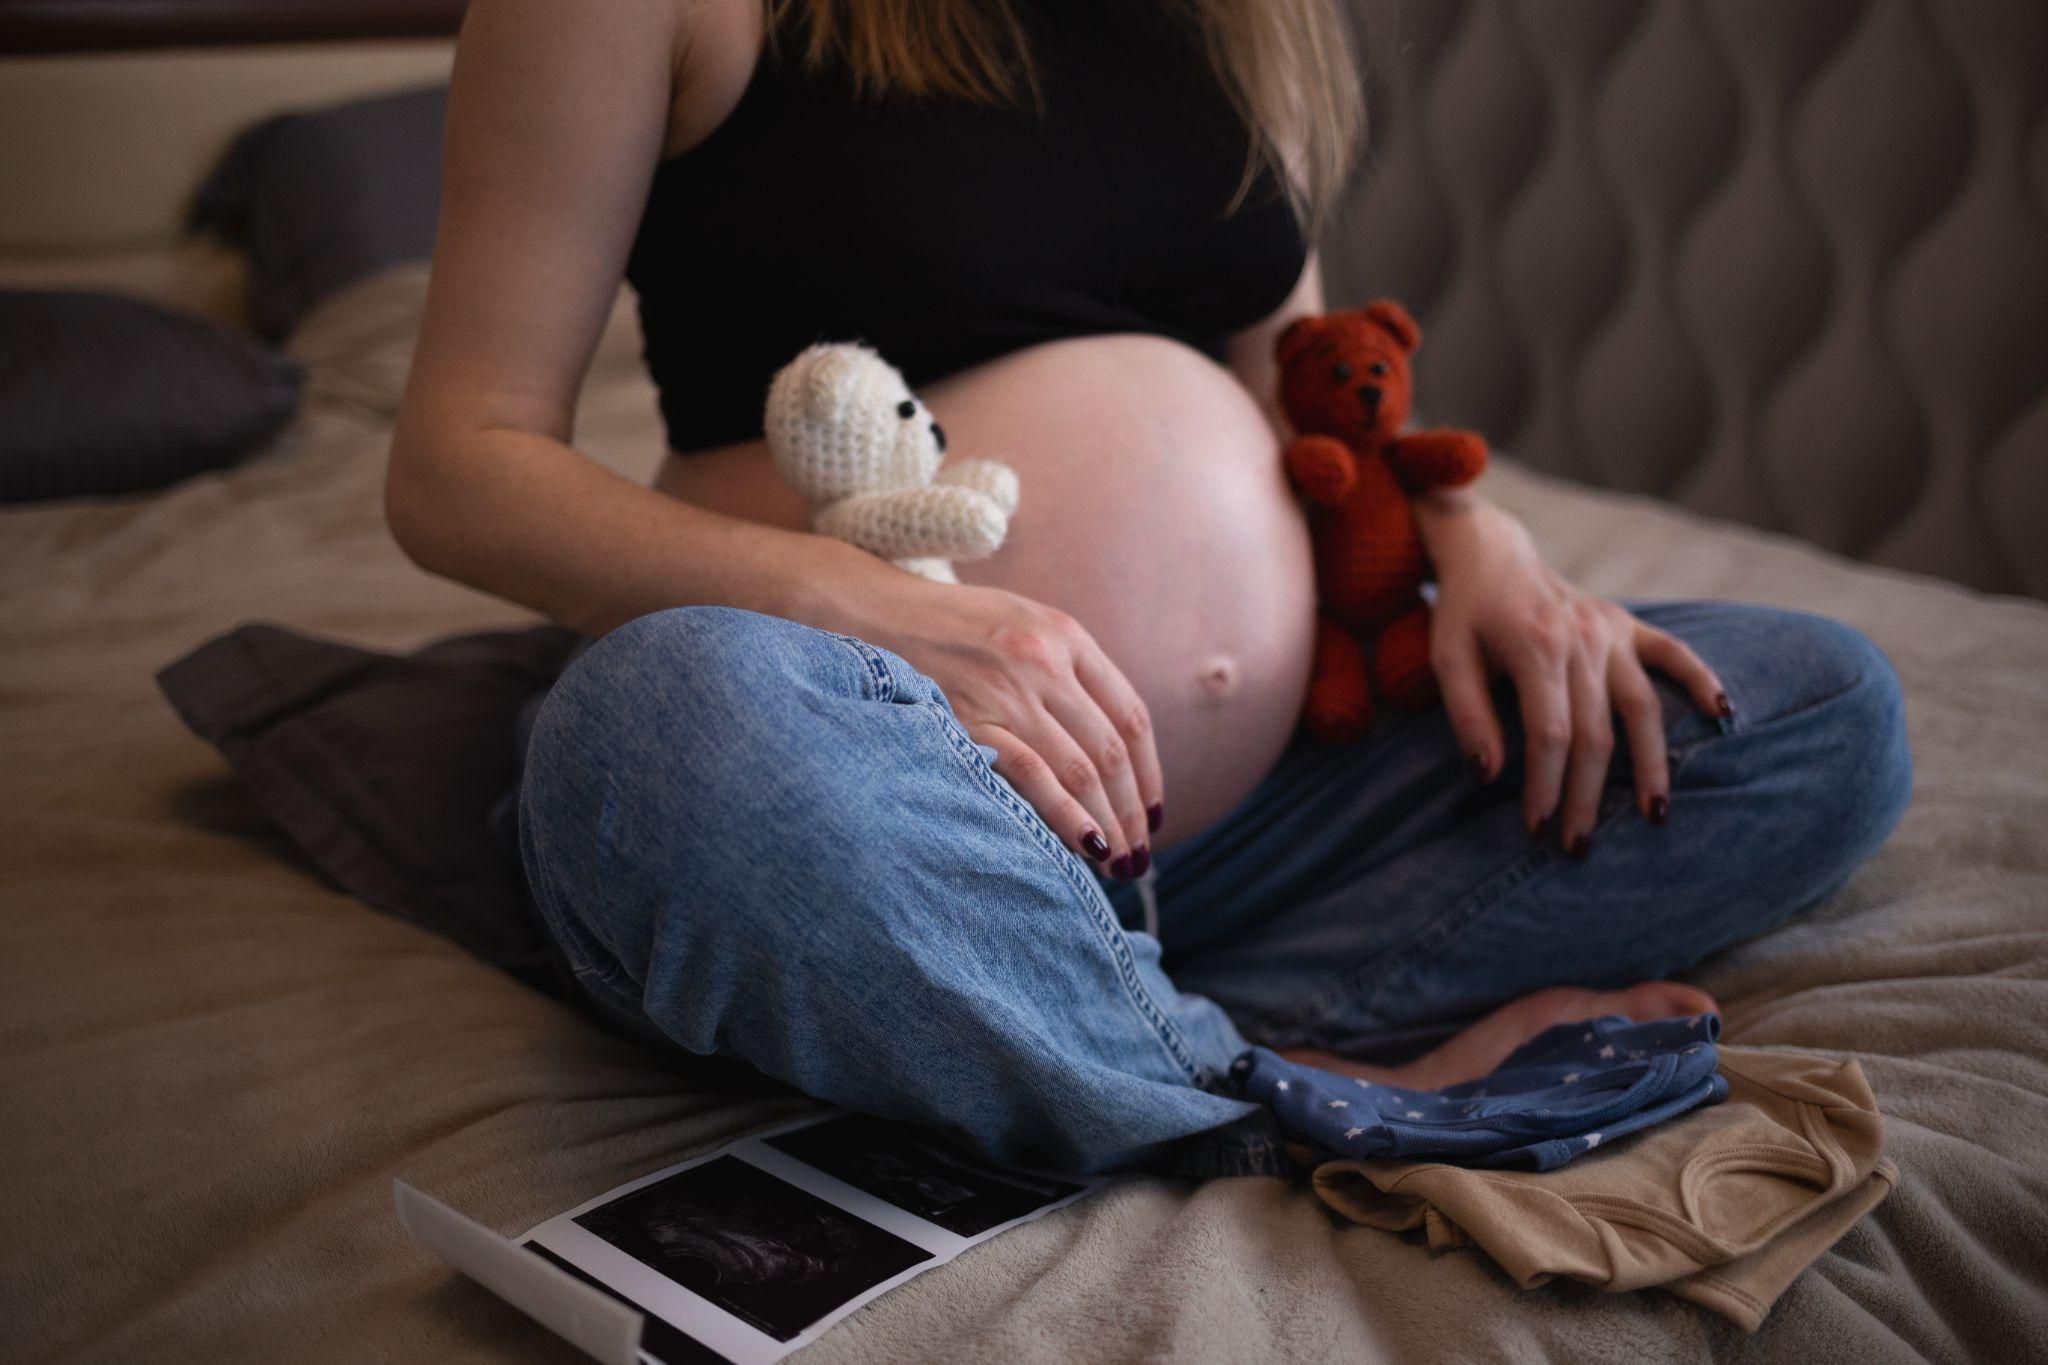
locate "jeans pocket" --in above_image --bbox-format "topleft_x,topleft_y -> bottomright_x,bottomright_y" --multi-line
826,632 -> 942,708
864,637 -> 967,716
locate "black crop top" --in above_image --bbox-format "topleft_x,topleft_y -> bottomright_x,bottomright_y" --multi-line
626,1 -> 1310,454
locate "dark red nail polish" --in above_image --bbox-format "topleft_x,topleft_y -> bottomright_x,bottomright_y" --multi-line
1082,829 -> 1111,861
1147,802 -> 1164,832
1533,813 -> 1555,841
1648,794 -> 1669,825
1110,853 -> 1134,879
1131,844 -> 1151,877
1468,753 -> 1490,786
1716,691 -> 1733,719
1569,834 -> 1592,861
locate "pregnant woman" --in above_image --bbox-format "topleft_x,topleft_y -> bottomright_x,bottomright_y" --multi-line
389,0 -> 1911,1176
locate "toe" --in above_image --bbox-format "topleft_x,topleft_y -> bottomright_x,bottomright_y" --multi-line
1617,980 -> 1718,1022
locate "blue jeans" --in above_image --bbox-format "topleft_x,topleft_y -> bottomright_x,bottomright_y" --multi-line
516,601 -> 1910,1178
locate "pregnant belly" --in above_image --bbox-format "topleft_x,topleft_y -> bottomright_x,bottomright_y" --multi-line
930,336 -> 1315,843
656,334 -> 1317,845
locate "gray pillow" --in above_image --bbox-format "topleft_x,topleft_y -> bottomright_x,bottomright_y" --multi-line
191,84 -> 447,339
0,290 -> 303,503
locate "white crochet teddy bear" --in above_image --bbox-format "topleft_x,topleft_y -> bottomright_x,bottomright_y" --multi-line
765,342 -> 1019,584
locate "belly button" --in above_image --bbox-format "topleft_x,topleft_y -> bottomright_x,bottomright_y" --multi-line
1196,654 -> 1240,703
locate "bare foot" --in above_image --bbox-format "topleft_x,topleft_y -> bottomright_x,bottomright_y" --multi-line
1275,981 -> 1717,1094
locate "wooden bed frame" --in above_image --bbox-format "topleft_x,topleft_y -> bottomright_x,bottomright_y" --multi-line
0,0 -> 465,52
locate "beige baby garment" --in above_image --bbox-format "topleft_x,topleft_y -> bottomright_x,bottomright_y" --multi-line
1312,1046 -> 1897,1332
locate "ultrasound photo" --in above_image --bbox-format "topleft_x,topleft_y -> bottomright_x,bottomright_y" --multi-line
765,1113 -> 1083,1237
573,1156 -> 931,1342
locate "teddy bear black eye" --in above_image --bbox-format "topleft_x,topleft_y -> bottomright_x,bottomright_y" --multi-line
897,399 -> 917,419
1369,362 -> 1389,378
1332,362 -> 1354,382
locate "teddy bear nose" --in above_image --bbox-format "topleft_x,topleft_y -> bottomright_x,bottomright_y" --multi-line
1357,384 -> 1384,410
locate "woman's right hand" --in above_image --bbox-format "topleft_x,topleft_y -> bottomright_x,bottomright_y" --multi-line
843,571 -> 1164,877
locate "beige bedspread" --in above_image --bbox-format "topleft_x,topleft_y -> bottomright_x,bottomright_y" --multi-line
4,268 -> 2045,1364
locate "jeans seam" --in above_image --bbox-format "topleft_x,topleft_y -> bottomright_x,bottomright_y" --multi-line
823,629 -> 1216,1088
918,699 -> 1216,1090
837,636 -> 899,703
519,780 -> 635,1005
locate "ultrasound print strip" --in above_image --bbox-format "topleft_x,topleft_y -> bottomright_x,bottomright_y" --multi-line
524,1242 -> 735,1365
764,1113 -> 1084,1238
573,1155 -> 933,1343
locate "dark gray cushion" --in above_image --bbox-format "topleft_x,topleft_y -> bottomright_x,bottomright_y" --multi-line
0,290 -> 304,503
192,84 -> 447,340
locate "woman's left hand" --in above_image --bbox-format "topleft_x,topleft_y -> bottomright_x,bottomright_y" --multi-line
1416,489 -> 1730,854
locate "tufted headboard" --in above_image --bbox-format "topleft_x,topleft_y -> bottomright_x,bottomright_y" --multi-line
1318,0 -> 2048,600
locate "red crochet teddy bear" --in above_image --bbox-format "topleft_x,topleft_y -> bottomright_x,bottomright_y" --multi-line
1276,300 -> 1488,743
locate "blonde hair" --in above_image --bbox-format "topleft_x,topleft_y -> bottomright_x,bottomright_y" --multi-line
765,0 -> 1364,234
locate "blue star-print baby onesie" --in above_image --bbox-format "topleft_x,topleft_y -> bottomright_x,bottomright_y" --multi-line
1232,1014 -> 1727,1172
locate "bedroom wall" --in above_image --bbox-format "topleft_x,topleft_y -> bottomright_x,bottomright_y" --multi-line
0,40 -> 455,321
1319,0 -> 2048,600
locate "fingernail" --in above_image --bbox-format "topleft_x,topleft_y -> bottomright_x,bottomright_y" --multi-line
1130,844 -> 1151,877
1468,753 -> 1490,786
1147,801 -> 1164,832
1110,853 -> 1134,880
1569,833 -> 1592,861
1648,793 -> 1669,826
1532,813 -> 1555,841
1081,829 -> 1111,861
1716,691 -> 1733,719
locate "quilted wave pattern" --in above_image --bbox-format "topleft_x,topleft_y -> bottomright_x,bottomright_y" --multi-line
1322,0 -> 2048,598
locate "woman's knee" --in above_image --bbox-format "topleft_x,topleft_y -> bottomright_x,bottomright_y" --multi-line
540,605 -> 870,744
528,604 -> 900,790
1766,612 -> 1909,839
1690,609 -> 1912,900
518,607 -> 897,962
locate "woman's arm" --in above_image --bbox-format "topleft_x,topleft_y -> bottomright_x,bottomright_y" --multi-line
388,0 -> 894,637
387,0 -> 1164,868
1225,255 -> 1729,855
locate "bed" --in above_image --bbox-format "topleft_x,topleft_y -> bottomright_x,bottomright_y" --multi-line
3,3 -> 2045,1362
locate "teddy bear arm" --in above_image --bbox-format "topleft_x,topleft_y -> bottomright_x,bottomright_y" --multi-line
1283,434 -> 1360,506
815,486 -> 1009,562
933,458 -> 1020,515
1384,429 -> 1488,494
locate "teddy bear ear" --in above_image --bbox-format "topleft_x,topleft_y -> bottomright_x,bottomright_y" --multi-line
1276,315 -> 1332,367
1364,299 -> 1422,353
